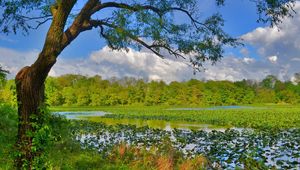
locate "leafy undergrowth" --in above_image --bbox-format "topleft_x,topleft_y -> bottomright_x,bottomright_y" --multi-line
0,104 -> 210,170
0,104 -> 17,169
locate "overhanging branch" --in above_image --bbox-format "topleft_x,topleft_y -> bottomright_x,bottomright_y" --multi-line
89,19 -> 186,59
92,2 -> 212,33
97,2 -> 163,16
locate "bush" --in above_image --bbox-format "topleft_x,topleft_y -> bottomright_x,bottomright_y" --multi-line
0,104 -> 17,169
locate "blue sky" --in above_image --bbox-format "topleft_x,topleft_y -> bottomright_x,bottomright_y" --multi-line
0,0 -> 300,82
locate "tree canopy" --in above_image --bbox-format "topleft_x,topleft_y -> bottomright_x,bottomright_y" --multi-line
2,74 -> 300,106
0,0 -> 296,70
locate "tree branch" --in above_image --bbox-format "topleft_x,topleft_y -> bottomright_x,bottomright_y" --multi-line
92,2 -> 211,32
28,18 -> 52,30
61,0 -> 99,50
97,2 -> 163,16
99,25 -> 118,50
18,15 -> 52,21
89,20 -> 186,59
31,0 -> 77,84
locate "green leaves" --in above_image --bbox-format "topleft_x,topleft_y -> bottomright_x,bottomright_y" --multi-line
0,0 -> 53,34
255,0 -> 296,26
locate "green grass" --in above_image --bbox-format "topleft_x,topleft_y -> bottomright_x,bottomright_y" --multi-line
51,105 -> 300,129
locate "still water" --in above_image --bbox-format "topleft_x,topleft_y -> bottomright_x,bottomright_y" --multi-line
55,106 -> 251,131
55,111 -> 227,131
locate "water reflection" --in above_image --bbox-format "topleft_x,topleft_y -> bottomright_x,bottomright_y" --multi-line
54,111 -> 108,120
54,111 -> 229,131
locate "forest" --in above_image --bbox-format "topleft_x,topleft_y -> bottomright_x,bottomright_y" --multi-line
2,74 -> 300,107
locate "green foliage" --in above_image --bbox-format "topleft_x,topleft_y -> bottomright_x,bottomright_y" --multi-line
3,74 -> 300,107
0,0 -> 52,33
0,79 -> 17,106
255,0 -> 296,26
0,66 -> 8,88
0,104 -> 17,169
34,74 -> 300,107
0,105 -> 212,169
90,105 -> 300,129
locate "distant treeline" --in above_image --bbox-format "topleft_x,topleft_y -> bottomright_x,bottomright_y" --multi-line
1,74 -> 300,106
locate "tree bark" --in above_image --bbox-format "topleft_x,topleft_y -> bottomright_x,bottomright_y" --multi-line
15,66 -> 47,169
13,0 -> 103,166
14,46 -> 57,168
13,0 -> 95,168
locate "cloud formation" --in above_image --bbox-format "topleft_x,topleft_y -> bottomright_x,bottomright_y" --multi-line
240,2 -> 300,81
0,45 -> 294,83
50,47 -> 194,83
0,47 -> 38,76
242,2 -> 300,65
1,2 -> 300,82
268,55 -> 277,64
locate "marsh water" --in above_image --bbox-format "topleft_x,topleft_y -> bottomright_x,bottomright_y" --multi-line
56,111 -> 226,131
55,106 -> 251,131
54,106 -> 300,169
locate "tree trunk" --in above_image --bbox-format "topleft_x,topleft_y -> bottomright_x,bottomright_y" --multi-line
15,65 -> 47,169
13,1 -> 83,168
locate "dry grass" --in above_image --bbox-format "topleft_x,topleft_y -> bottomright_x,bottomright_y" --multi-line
157,156 -> 173,170
108,141 -> 210,170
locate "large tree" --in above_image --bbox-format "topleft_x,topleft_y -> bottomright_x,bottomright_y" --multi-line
0,0 -> 295,168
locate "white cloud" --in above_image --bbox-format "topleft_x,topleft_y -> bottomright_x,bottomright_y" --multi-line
240,1 -> 300,80
85,46 -> 191,82
291,58 -> 300,62
0,44 -> 298,83
243,57 -> 255,64
268,55 -> 277,64
0,47 -> 38,78
242,27 -> 285,46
